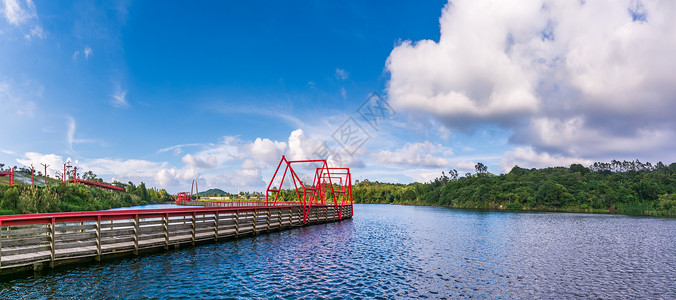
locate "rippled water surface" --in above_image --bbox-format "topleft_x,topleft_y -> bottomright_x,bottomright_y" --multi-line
2,204 -> 676,298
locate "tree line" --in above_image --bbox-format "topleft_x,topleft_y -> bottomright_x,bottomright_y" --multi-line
353,160 -> 676,216
0,163 -> 173,214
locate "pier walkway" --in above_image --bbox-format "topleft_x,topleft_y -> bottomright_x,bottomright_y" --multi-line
0,203 -> 352,273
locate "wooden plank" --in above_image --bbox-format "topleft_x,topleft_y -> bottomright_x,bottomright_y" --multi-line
55,247 -> 97,258
55,224 -> 97,232
2,235 -> 51,247
55,240 -> 98,250
55,232 -> 97,242
101,228 -> 135,237
138,219 -> 164,226
1,252 -> 51,266
167,223 -> 192,231
101,236 -> 135,245
1,245 -> 52,256
2,226 -> 50,236
138,232 -> 165,241
137,226 -> 165,235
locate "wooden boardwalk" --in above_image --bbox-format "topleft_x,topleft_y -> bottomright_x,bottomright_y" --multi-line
0,204 -> 352,273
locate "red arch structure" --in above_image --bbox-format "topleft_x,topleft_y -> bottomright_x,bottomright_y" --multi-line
266,155 -> 353,223
190,179 -> 199,200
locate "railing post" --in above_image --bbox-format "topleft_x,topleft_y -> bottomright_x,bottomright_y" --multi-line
0,221 -> 2,269
234,211 -> 239,238
191,213 -> 196,246
266,209 -> 271,232
253,210 -> 257,235
214,212 -> 219,241
49,218 -> 55,268
95,217 -> 101,262
163,214 -> 169,250
133,215 -> 139,255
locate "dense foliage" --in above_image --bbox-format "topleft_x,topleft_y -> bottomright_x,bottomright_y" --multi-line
0,181 -> 172,215
354,160 -> 676,216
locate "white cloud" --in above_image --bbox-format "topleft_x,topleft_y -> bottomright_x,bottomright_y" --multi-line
157,143 -> 204,155
111,84 -> 128,107
24,24 -> 43,39
84,47 -> 92,59
73,47 -> 93,61
65,116 -> 95,150
181,153 -> 218,169
15,152 -> 64,175
375,141 -> 453,168
181,136 -> 241,169
287,129 -> 323,161
387,0 -> 676,161
501,146 -> 593,173
335,68 -> 349,80
82,158 -> 168,182
246,138 -> 287,165
340,87 -> 347,99
66,116 -> 76,148
1,0 -> 36,25
1,0 -> 46,40
455,161 -> 476,173
154,167 -> 198,187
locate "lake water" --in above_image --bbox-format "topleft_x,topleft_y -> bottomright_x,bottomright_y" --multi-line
1,204 -> 675,298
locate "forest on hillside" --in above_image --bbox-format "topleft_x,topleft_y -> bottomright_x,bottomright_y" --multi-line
353,160 -> 676,216
0,165 -> 172,214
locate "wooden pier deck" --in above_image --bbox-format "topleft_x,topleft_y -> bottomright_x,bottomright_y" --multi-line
0,204 -> 353,273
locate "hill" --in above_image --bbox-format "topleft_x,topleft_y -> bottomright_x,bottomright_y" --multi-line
198,188 -> 227,196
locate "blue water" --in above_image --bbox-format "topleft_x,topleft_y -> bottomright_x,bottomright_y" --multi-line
2,204 -> 675,298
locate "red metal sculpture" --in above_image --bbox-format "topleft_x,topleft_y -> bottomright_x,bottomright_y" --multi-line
265,155 -> 353,222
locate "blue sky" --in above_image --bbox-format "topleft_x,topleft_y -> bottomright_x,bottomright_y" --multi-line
2,0 -> 675,193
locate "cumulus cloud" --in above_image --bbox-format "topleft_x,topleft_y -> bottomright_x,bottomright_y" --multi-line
375,142 -> 453,168
246,138 -> 286,165
154,167 -> 198,187
181,136 -> 241,169
287,129 -> 322,161
387,0 -> 676,161
181,153 -> 218,169
15,152 -> 64,175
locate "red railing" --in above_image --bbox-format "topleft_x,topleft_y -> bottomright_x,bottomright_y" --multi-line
68,178 -> 125,192
0,205 -> 305,226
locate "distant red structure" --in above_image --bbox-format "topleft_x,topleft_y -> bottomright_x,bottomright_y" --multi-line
266,155 -> 353,222
173,179 -> 199,203
0,168 -> 15,185
68,178 -> 125,192
175,192 -> 191,202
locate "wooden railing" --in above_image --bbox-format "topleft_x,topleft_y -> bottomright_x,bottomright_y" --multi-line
0,204 -> 353,272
